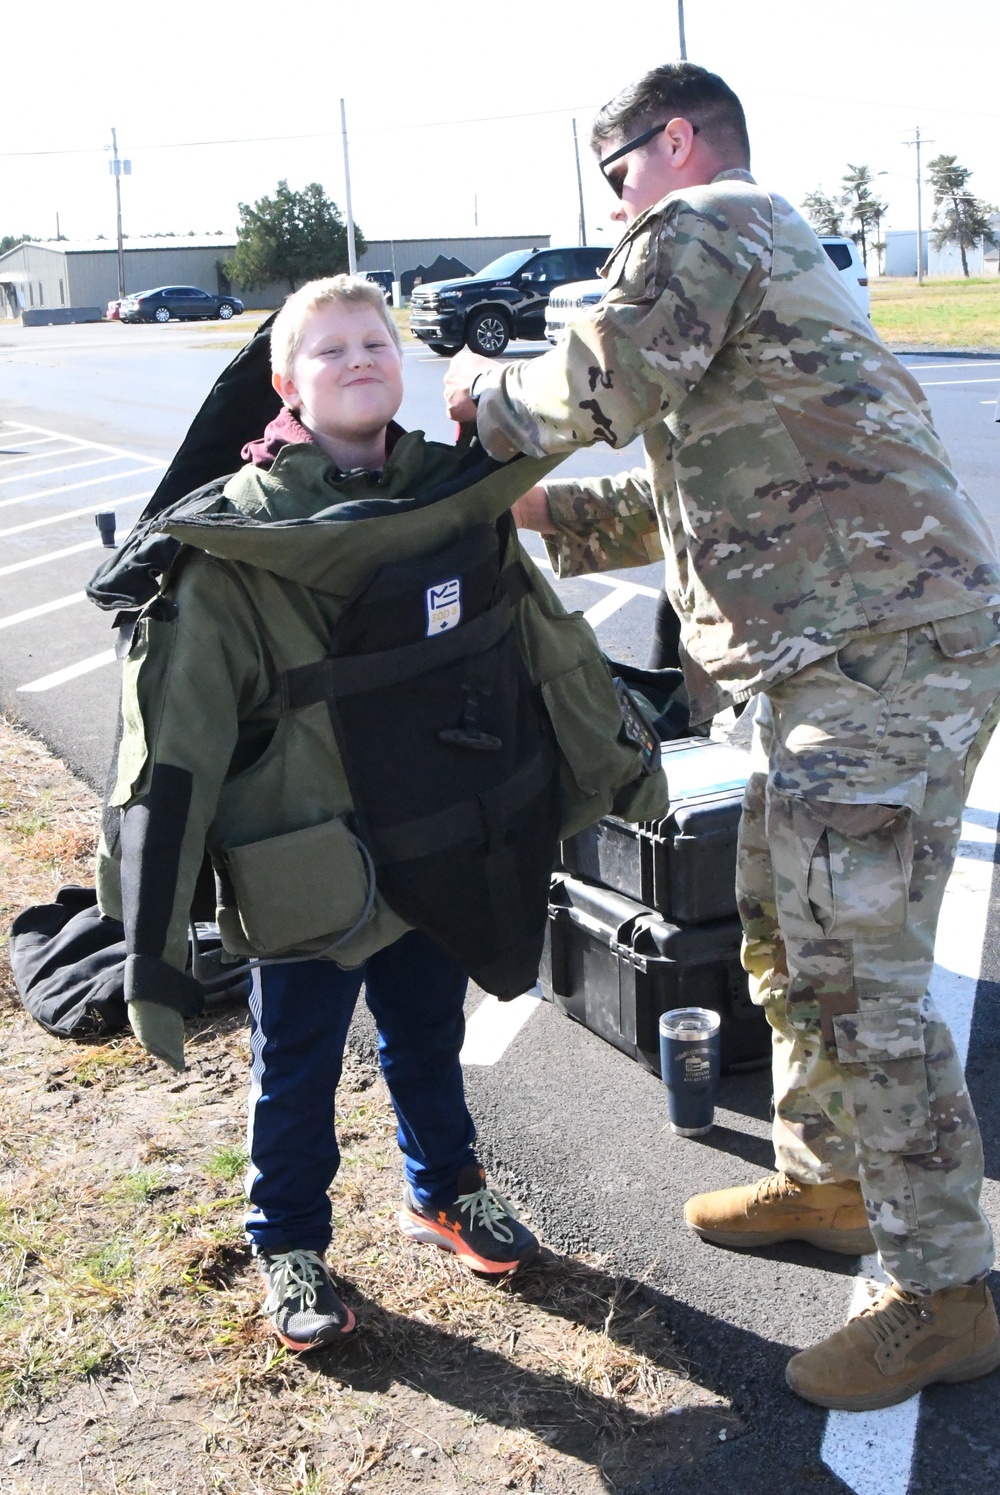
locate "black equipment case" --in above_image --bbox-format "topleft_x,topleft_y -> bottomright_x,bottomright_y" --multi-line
539,873 -> 770,1074
560,739 -> 751,925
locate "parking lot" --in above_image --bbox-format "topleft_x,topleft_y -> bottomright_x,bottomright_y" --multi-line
2,325 -> 1000,1493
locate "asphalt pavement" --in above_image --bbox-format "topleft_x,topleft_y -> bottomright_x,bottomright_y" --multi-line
1,322 -> 1000,1493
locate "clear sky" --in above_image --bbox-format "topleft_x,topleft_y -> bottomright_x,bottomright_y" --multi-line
2,0 -> 998,258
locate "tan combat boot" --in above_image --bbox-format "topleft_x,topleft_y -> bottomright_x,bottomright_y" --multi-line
684,1171 -> 875,1254
786,1280 -> 1000,1410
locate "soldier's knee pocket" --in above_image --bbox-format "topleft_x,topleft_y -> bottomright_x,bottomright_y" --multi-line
767,791 -> 915,939
832,1001 -> 937,1156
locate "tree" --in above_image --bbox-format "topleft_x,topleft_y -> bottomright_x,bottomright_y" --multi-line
0,233 -> 31,256
803,189 -> 846,237
225,181 -> 365,294
927,154 -> 997,277
840,164 -> 887,270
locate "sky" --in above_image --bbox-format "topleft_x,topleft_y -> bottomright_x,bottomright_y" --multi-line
2,0 -> 999,260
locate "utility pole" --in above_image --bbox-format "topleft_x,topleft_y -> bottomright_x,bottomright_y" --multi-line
108,127 -> 131,298
677,0 -> 687,59
904,125 -> 932,286
340,99 -> 357,275
572,119 -> 587,246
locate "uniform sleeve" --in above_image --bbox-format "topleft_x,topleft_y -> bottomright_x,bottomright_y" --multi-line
541,467 -> 664,578
113,559 -> 270,1012
476,193 -> 771,462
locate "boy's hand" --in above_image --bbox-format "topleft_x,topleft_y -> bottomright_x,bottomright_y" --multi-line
128,1000 -> 186,1073
511,485 -> 556,535
444,348 -> 498,423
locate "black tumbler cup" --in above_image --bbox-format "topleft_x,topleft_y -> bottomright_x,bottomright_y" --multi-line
659,1007 -> 722,1137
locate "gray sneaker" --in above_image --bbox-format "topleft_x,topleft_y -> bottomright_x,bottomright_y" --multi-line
259,1248 -> 356,1351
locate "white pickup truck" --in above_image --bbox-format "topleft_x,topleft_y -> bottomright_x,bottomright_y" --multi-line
545,235 -> 871,344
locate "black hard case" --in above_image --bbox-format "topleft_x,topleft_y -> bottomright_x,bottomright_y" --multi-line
560,740 -> 750,924
539,874 -> 770,1074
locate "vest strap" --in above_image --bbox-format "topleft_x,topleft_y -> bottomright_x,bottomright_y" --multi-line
279,599 -> 513,707
372,745 -> 552,863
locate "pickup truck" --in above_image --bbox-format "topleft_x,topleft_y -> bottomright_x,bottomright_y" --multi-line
409,245 -> 607,356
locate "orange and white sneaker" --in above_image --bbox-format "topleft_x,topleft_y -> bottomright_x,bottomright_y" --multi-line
399,1163 -> 539,1275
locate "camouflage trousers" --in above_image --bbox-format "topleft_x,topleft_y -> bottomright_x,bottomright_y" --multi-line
737,613 -> 1000,1293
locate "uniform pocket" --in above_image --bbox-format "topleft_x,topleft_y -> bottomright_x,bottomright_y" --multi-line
833,1003 -> 937,1155
805,801 -> 914,937
541,655 -> 638,797
223,817 -> 369,955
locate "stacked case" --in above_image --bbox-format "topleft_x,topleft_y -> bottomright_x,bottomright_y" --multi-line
540,740 -> 771,1074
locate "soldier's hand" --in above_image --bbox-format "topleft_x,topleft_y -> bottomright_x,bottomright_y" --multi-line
128,1000 -> 186,1073
444,348 -> 497,423
511,485 -> 556,535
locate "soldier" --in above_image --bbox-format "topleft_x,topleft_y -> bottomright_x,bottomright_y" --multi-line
444,61 -> 1000,1411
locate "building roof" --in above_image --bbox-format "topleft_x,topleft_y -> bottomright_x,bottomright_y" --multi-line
10,236 -> 236,256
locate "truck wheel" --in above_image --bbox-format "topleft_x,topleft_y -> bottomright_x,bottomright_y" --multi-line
466,310 -> 510,357
428,342 -> 460,356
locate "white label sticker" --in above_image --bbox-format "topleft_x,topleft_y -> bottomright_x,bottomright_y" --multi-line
425,578 -> 462,636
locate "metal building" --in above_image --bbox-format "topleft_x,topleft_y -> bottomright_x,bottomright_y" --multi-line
0,232 -> 554,320
0,237 -> 252,318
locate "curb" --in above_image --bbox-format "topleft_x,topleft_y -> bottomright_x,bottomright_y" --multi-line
889,346 -> 1000,359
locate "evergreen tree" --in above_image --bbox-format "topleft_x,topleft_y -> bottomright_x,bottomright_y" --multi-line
226,182 -> 366,294
840,165 -> 887,269
0,234 -> 31,256
803,189 -> 846,237
927,155 -> 997,277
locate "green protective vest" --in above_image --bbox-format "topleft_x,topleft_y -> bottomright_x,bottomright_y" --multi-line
95,431 -> 669,1014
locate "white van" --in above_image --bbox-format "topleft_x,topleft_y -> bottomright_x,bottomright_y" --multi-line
545,235 -> 871,344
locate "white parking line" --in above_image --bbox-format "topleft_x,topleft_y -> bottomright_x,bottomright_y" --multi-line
460,989 -> 542,1066
0,466 -> 162,513
0,538 -> 103,578
8,420 -> 171,466
0,592 -> 87,631
530,550 -> 662,600
821,725 -> 1000,1495
0,453 -> 138,486
0,443 -> 79,466
584,587 -> 641,628
0,489 -> 150,541
18,649 -> 118,693
920,377 -> 1000,386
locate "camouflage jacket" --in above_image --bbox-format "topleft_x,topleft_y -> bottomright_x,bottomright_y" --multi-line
475,170 -> 1000,715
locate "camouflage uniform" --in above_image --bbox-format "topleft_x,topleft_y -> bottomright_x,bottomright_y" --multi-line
474,169 -> 1000,1292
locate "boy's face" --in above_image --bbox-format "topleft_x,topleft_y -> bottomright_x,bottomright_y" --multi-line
273,301 -> 404,445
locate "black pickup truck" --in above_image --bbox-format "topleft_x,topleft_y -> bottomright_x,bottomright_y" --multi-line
409,245 -> 607,356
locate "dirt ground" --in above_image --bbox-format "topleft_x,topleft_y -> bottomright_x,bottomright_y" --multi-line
0,716 -> 736,1494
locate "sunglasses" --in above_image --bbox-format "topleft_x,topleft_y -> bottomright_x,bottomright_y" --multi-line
599,120 -> 700,198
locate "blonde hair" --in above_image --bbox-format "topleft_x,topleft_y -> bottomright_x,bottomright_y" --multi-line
270,274 -> 402,379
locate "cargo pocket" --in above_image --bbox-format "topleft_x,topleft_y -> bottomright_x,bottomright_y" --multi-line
541,655 -> 637,796
223,818 -> 370,955
833,1003 -> 937,1155
806,800 -> 915,937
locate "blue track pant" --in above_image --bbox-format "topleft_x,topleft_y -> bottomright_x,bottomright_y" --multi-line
244,930 -> 476,1255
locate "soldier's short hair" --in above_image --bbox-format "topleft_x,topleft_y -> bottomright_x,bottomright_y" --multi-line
591,62 -> 750,167
271,274 -> 402,379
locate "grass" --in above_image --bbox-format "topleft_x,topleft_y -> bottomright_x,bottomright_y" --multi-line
0,711 -> 734,1493
871,274 -> 1000,349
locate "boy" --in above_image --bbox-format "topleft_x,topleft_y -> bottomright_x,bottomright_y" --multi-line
112,277 -> 543,1351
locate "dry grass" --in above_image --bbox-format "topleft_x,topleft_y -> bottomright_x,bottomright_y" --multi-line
0,713 -> 733,1492
872,275 -> 1000,349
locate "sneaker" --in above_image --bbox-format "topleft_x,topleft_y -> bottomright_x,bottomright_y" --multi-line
684,1172 -> 875,1254
786,1280 -> 1000,1411
259,1248 -> 356,1351
399,1163 -> 539,1275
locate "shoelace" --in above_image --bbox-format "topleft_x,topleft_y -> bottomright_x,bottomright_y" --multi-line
456,1183 -> 519,1243
751,1172 -> 801,1209
855,1289 -> 930,1349
262,1248 -> 327,1314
